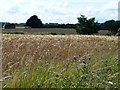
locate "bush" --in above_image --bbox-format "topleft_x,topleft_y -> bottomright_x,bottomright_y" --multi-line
3,31 -> 24,34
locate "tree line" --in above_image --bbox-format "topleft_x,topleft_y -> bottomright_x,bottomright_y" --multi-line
76,15 -> 120,35
2,15 -> 120,35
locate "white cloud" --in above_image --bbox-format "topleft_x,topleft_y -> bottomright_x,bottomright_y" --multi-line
98,0 -> 118,21
0,0 -> 119,23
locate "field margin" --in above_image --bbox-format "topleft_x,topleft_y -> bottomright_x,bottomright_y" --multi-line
0,22 -> 2,89
118,1 -> 120,88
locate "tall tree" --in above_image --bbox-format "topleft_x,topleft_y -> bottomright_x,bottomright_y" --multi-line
26,15 -> 43,28
76,15 -> 99,35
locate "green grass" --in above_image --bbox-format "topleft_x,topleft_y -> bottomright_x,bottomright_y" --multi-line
3,52 -> 118,88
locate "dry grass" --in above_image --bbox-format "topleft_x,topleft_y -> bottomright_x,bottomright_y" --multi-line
2,34 -> 118,88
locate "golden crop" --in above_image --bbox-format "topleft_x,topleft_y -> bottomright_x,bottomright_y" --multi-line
2,34 -> 118,70
1,34 -> 118,88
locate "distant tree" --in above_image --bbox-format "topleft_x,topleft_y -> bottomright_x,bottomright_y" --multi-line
3,23 -> 15,29
76,15 -> 99,35
103,20 -> 115,31
26,15 -> 43,28
113,21 -> 120,34
103,20 -> 120,34
43,23 -> 76,28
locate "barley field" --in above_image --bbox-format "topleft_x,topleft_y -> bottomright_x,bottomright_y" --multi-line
2,34 -> 119,88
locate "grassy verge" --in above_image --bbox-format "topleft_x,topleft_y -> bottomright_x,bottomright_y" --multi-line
3,53 -> 118,88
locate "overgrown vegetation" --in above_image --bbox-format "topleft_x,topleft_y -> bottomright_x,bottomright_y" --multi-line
2,34 -> 119,88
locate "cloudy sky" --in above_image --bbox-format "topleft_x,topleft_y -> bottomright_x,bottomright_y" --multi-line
0,0 -> 119,24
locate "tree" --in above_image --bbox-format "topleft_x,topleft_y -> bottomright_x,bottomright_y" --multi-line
2,23 -> 15,29
103,20 -> 115,32
76,15 -> 100,35
26,15 -> 43,28
111,21 -> 120,34
103,20 -> 120,34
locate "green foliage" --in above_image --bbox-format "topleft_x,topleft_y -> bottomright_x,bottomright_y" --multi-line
3,31 -> 24,34
3,23 -> 16,29
3,52 -> 118,88
26,15 -> 43,28
76,15 -> 100,35
43,23 -> 76,28
42,32 -> 65,35
50,32 -> 58,35
103,20 -> 120,34
49,32 -> 65,35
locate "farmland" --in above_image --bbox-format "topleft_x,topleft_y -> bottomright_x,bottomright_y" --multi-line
2,28 -> 77,35
2,34 -> 119,88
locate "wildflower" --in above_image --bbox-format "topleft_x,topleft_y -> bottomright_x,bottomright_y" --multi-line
108,81 -> 113,85
73,56 -> 77,60
115,56 -> 119,61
